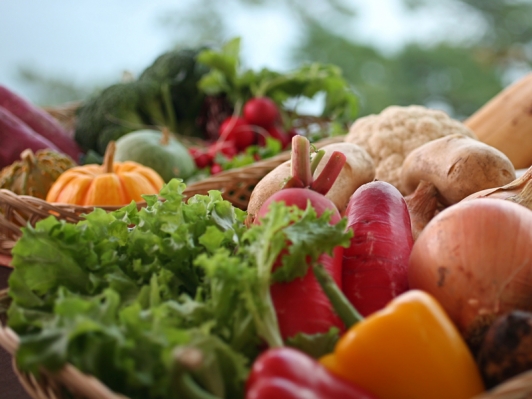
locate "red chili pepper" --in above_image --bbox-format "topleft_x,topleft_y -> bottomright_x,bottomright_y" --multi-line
245,347 -> 377,399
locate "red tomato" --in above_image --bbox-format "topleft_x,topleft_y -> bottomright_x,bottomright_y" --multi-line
210,163 -> 223,175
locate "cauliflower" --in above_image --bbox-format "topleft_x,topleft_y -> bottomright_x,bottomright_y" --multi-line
345,105 -> 477,193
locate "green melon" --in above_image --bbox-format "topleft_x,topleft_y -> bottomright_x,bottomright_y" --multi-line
114,128 -> 197,182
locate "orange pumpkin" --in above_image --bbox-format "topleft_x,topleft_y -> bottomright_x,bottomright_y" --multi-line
46,141 -> 164,206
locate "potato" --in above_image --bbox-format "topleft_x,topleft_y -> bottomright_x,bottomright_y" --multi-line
401,134 -> 516,205
246,142 -> 375,223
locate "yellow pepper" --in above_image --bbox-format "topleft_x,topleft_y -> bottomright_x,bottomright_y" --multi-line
320,289 -> 485,399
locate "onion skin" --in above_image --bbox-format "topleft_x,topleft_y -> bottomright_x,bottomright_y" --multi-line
408,198 -> 532,353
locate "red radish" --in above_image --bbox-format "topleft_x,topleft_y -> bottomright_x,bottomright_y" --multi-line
208,140 -> 238,160
0,106 -> 61,168
219,116 -> 256,151
210,163 -> 223,175
0,85 -> 83,161
256,135 -> 347,339
243,97 -> 279,128
189,147 -> 213,169
342,181 -> 413,317
267,125 -> 291,149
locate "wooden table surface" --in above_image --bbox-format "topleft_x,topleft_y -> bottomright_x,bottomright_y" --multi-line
0,260 -> 32,399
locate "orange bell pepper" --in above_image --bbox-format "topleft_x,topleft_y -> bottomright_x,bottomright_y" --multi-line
320,289 -> 485,399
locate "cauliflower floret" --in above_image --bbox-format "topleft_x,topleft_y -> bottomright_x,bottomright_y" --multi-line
345,105 -> 477,193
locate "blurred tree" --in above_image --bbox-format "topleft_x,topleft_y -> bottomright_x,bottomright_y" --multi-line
19,0 -> 532,119
289,0 -> 532,117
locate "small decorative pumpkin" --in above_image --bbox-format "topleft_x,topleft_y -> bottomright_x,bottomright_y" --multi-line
114,128 -> 197,182
0,148 -> 77,199
46,141 -> 164,206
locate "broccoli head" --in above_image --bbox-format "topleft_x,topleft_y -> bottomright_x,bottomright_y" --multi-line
75,80 -> 169,155
139,47 -> 211,138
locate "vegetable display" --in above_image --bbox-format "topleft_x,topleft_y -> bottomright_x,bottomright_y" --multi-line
320,290 -> 485,399
0,148 -> 76,199
6,179 -> 352,398
401,134 -> 516,205
345,105 -> 477,194
6,41 -> 532,399
246,141 -> 375,222
408,199 -> 532,352
113,128 -> 197,182
254,135 -> 349,339
45,141 -> 164,206
245,347 -> 376,399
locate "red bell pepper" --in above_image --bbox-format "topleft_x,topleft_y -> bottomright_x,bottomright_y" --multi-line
245,347 -> 377,399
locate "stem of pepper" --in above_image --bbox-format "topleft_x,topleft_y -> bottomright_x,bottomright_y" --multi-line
312,262 -> 364,328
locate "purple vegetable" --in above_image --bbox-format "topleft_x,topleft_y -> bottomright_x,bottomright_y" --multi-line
0,85 -> 82,161
0,105 -> 61,168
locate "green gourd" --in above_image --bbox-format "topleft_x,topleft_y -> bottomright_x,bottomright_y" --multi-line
114,128 -> 197,182
0,148 -> 77,199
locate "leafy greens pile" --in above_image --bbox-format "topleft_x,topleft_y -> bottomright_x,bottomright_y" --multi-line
5,179 -> 351,399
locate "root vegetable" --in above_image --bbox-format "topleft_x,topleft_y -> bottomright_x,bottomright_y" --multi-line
0,106 -> 61,169
408,198 -> 532,353
247,142 -> 375,223
0,85 -> 82,161
404,180 -> 441,241
401,134 -> 516,205
463,165 -> 532,210
477,310 -> 532,389
342,181 -> 413,316
464,72 -> 532,169
255,135 -> 347,339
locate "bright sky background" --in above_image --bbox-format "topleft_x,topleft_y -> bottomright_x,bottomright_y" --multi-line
0,1 -> 486,104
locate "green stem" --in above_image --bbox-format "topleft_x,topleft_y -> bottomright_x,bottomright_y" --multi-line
172,348 -> 222,399
161,82 -> 178,134
310,149 -> 325,175
312,262 -> 364,328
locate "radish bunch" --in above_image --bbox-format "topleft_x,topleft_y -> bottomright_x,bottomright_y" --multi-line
255,135 -> 348,339
188,96 -> 294,173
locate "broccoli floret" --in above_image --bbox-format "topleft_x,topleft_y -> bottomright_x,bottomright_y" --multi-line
139,47 -> 211,138
74,47 -> 211,155
75,80 -> 169,155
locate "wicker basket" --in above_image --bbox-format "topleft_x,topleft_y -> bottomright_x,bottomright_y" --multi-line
0,135 -> 344,257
